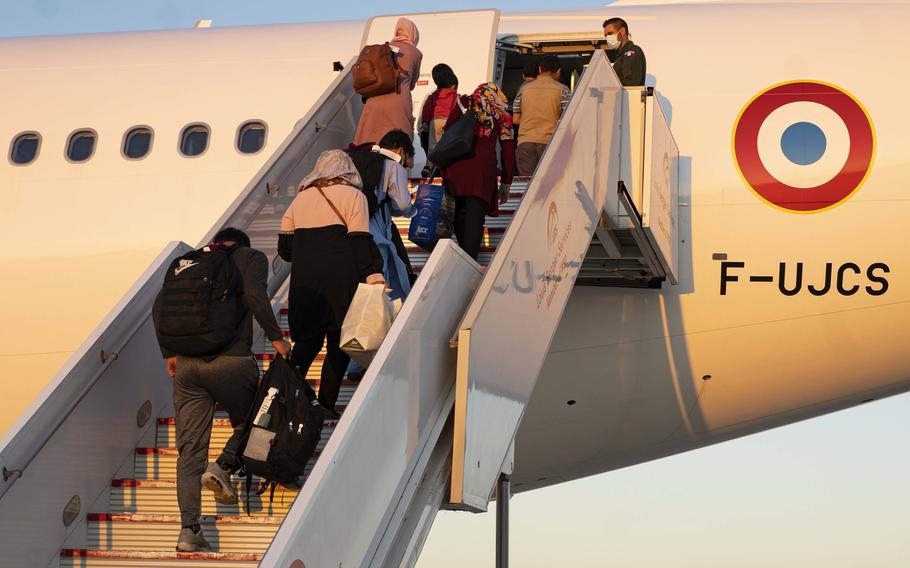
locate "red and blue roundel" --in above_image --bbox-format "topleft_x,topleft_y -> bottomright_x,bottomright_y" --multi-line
732,80 -> 875,213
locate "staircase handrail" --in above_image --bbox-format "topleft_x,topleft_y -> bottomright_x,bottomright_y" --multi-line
198,56 -> 361,298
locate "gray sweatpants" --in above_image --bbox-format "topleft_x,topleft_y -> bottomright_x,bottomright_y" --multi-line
173,355 -> 259,527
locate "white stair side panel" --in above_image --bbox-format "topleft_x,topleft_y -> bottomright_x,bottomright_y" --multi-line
261,241 -> 483,568
451,50 -> 625,511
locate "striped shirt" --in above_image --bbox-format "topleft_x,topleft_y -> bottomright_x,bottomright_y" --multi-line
512,75 -> 571,145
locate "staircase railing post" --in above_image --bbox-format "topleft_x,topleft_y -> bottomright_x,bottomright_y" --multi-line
496,472 -> 510,568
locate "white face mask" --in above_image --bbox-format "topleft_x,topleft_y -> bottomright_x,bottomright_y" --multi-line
605,34 -> 622,50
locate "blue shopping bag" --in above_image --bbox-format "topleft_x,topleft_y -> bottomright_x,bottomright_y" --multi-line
408,182 -> 454,251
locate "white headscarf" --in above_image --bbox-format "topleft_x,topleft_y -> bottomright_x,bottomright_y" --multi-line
392,17 -> 419,46
298,149 -> 363,191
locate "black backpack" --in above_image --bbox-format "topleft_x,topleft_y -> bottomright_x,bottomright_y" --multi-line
239,356 -> 323,492
346,149 -> 388,216
153,245 -> 245,357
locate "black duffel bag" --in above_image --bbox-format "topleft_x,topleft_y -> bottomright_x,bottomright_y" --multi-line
428,108 -> 477,168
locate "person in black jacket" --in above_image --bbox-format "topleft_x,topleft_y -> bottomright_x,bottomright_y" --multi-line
278,150 -> 385,415
153,227 -> 291,553
603,17 -> 647,87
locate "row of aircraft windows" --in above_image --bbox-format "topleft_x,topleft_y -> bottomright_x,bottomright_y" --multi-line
8,121 -> 268,166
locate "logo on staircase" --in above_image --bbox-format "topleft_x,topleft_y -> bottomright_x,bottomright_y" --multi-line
538,200 -> 573,309
732,80 -> 875,214
546,202 -> 559,248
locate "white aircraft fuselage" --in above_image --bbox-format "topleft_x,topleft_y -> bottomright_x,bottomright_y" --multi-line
1,2 -> 908,493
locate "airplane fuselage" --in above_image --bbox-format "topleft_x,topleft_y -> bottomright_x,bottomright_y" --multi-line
1,2 -> 908,492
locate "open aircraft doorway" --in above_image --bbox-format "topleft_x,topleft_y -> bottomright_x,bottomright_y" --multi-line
494,32 -> 606,105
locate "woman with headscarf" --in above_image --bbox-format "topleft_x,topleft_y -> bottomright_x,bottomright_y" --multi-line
353,17 -> 423,146
278,150 -> 385,413
441,82 -> 517,260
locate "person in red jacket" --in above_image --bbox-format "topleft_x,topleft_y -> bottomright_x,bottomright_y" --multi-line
418,63 -> 459,176
441,82 -> 517,260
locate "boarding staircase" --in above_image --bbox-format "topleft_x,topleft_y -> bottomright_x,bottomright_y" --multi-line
54,182 -> 527,567
0,14 -> 677,565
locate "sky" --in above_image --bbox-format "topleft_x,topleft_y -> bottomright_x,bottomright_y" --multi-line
2,1 -> 908,566
0,0 -> 575,37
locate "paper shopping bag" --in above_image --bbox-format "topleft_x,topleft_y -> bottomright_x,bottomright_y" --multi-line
341,283 -> 395,366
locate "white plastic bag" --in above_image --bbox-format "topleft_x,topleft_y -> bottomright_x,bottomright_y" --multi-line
341,283 -> 397,366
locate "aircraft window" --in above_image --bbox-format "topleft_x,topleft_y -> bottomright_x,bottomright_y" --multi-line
237,121 -> 267,154
66,130 -> 97,163
10,132 -> 40,165
123,127 -> 153,160
180,124 -> 210,157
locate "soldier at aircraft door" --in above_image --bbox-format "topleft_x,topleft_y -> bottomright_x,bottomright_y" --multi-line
603,17 -> 647,87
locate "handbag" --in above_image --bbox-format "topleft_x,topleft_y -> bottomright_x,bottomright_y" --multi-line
408,181 -> 455,251
428,99 -> 476,168
340,283 -> 400,366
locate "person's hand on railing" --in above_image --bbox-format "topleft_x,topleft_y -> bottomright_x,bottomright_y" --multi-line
272,339 -> 293,359
166,357 -> 177,379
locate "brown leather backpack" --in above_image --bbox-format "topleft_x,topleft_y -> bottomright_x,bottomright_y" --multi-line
352,43 -> 407,97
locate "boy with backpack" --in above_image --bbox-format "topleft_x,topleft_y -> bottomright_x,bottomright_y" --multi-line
152,227 -> 292,553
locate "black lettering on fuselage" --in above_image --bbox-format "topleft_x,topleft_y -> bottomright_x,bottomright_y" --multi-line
719,259 -> 891,297
867,263 -> 890,296
807,263 -> 833,296
720,261 -> 745,296
836,263 -> 862,296
778,262 -> 803,296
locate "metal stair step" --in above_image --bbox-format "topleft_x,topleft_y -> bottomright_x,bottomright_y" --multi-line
403,231 -> 505,249
252,357 -> 363,393
254,353 -> 324,379
109,479 -> 298,516
404,248 -> 496,267
398,226 -> 505,252
61,548 -> 262,567
85,513 -> 280,553
135,446 -> 322,479
391,208 -> 516,232
155,413 -> 344,448
396,226 -> 505,235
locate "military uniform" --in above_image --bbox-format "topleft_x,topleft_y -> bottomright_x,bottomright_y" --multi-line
607,41 -> 647,87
